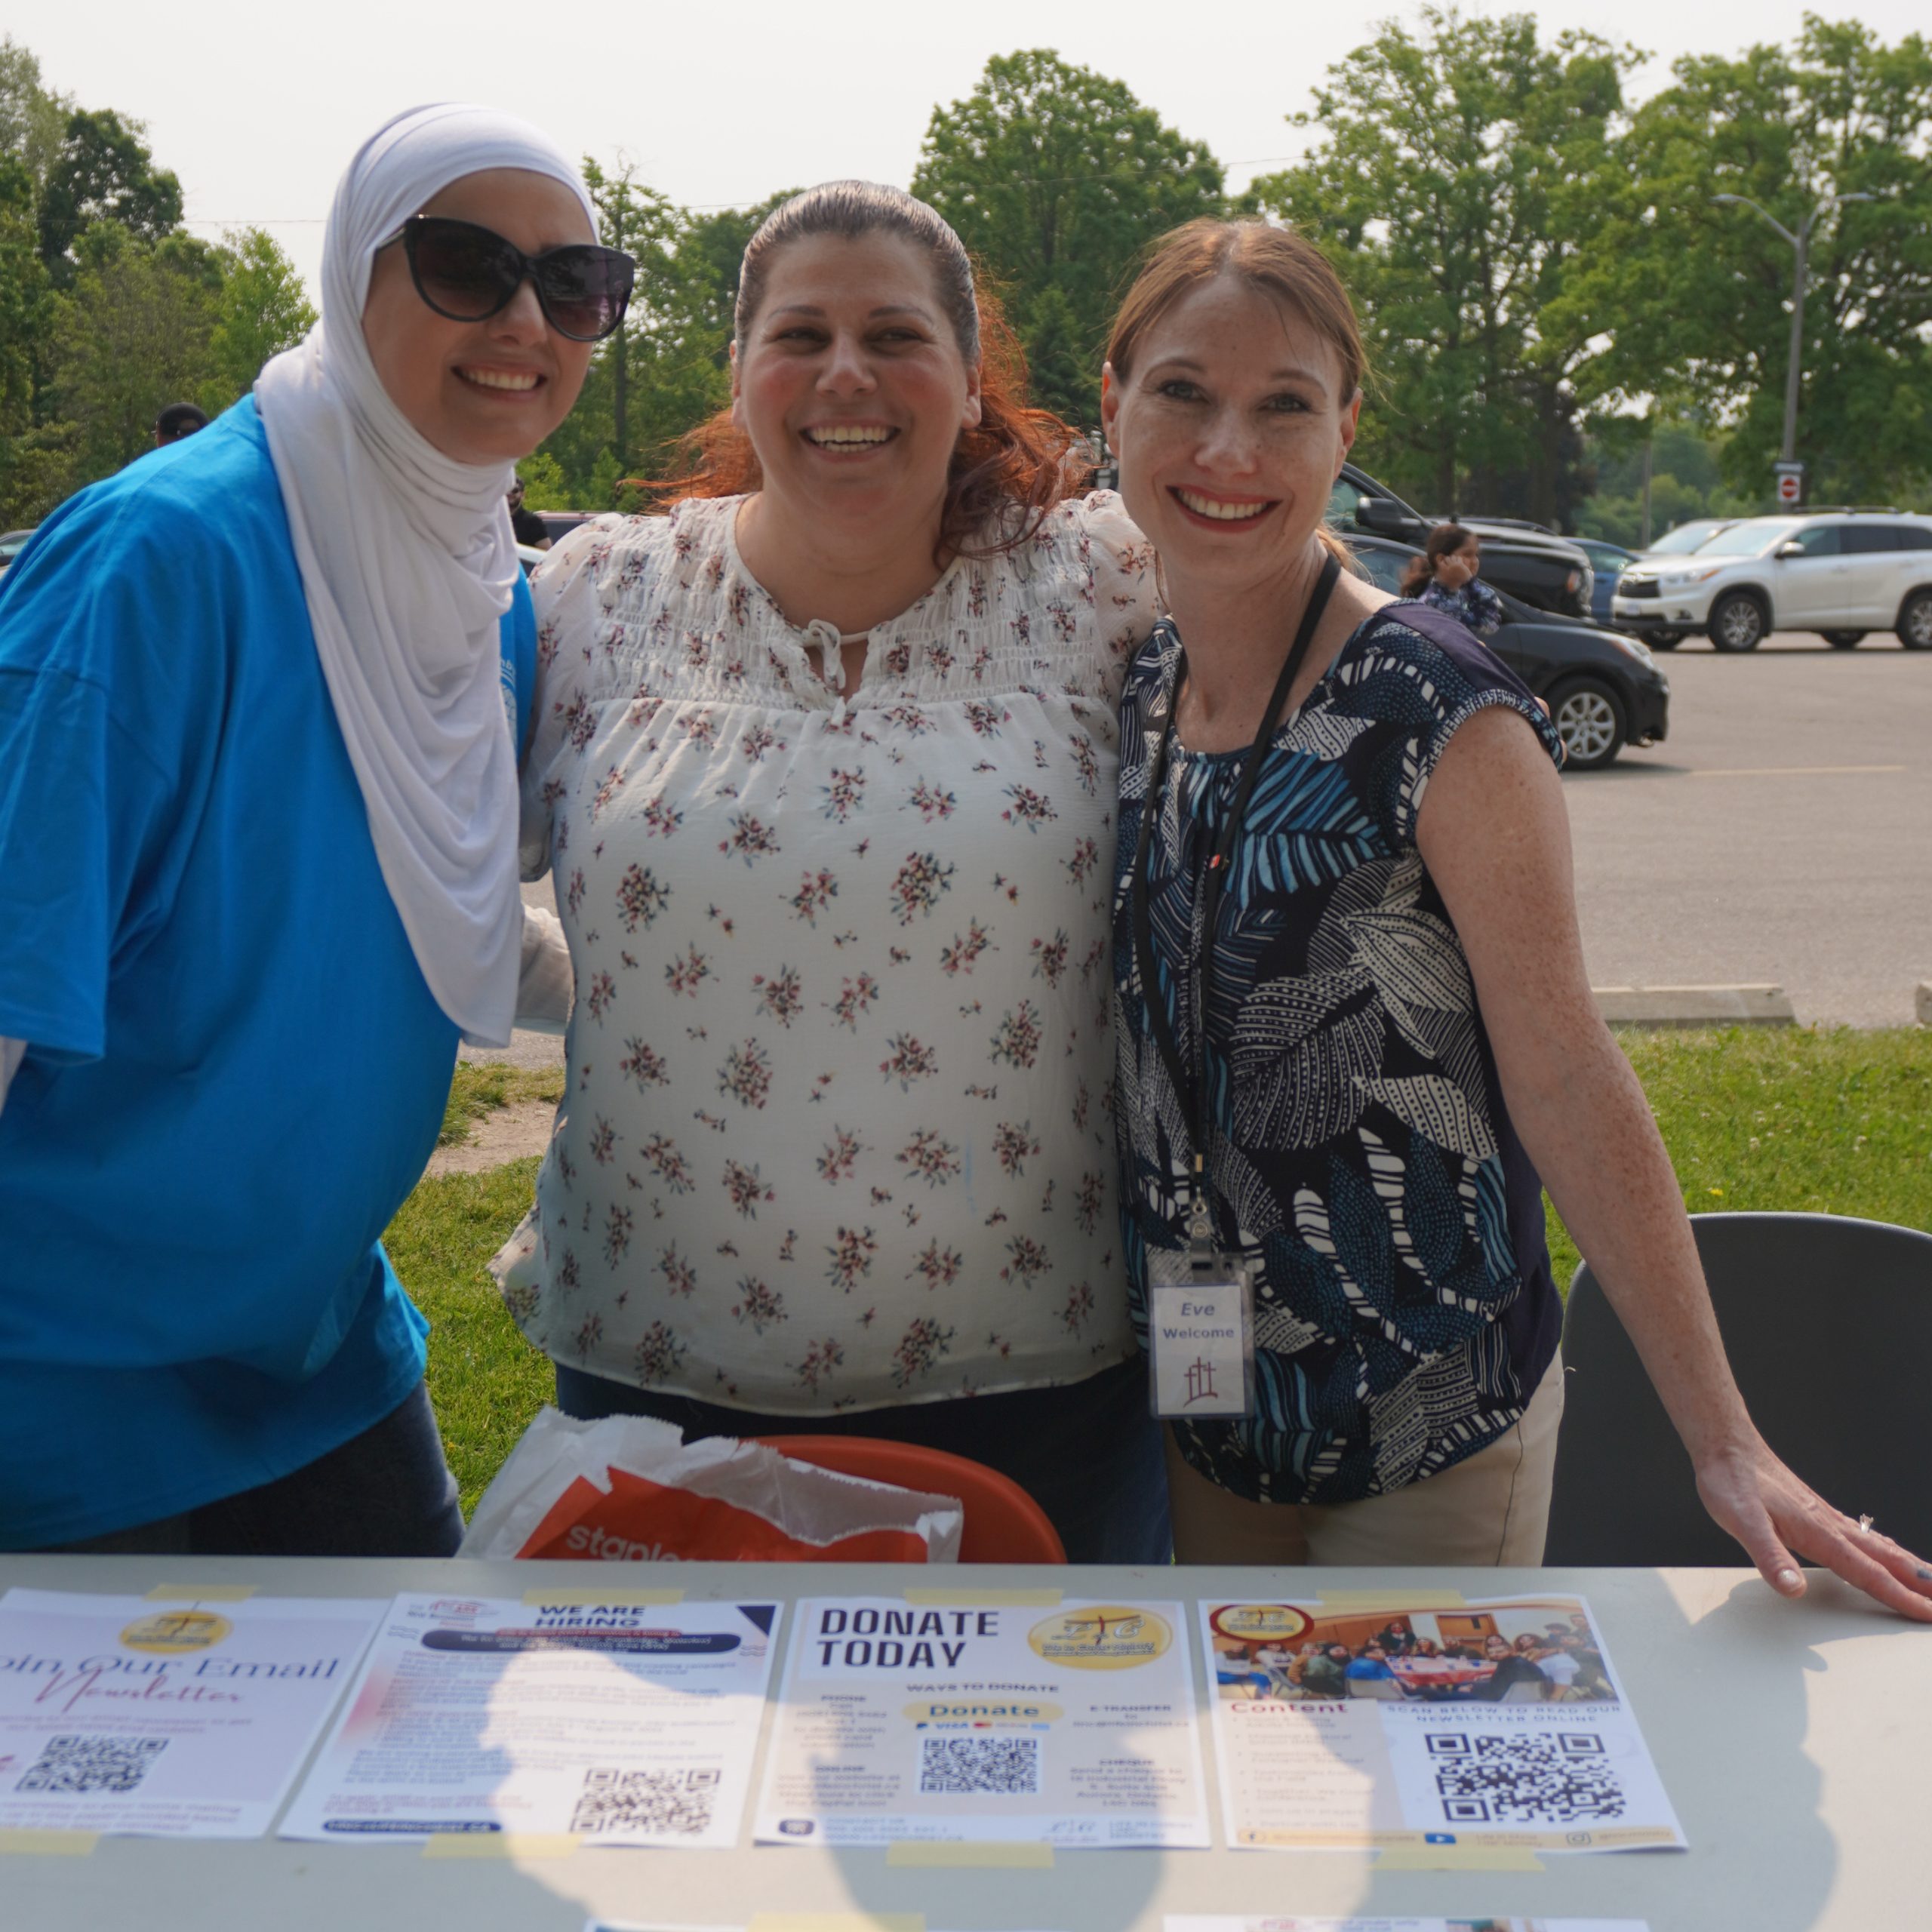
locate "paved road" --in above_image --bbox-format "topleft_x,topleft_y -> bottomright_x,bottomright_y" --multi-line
485,629 -> 1930,1070
1564,630 -> 1931,1026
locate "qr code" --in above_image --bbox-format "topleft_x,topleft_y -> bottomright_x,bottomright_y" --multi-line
568,1765 -> 720,1837
1426,1731 -> 1625,1825
916,1734 -> 1043,1796
17,1734 -> 168,1796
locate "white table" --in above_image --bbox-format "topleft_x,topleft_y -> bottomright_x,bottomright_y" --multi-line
2,1555 -> 1923,1931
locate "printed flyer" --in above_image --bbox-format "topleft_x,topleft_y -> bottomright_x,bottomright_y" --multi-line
279,1593 -> 777,1846
0,1589 -> 383,1838
755,1595 -> 1210,1847
1201,1596 -> 1684,1854
1168,1920 -> 1651,1931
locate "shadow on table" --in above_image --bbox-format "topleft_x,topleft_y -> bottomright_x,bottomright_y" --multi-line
1328,1568 -> 1843,1930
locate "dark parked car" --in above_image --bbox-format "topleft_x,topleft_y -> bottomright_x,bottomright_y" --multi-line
1327,466 -> 1597,619
1349,533 -> 1669,771
0,528 -> 35,577
538,511 -> 598,546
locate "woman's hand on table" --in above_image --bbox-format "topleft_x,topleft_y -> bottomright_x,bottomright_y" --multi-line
1694,1432 -> 1932,1622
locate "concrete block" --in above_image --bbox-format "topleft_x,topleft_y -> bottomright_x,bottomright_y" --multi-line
1594,984 -> 1795,1028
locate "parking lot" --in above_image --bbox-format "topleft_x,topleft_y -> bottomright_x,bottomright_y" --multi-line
1564,631 -> 1932,1026
495,629 -> 1929,1072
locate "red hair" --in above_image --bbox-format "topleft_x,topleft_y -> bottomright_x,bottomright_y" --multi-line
648,181 -> 1091,561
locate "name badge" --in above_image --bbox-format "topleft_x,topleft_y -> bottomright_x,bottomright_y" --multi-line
1148,1273 -> 1255,1419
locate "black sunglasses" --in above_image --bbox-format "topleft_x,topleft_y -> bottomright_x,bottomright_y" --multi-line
393,214 -> 635,343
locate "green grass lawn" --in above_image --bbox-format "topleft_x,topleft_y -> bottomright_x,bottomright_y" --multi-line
393,1026 -> 1930,1515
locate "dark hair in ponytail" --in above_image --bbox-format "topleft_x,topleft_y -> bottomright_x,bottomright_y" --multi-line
653,180 -> 1089,560
1399,522 -> 1478,597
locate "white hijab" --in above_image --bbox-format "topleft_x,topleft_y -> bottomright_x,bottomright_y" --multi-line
256,103 -> 595,1048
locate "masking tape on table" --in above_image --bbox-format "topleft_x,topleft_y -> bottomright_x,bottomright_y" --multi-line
1374,1845 -> 1544,1872
0,1829 -> 98,1857
144,1583 -> 257,1602
749,1917 -> 924,1932
423,1832 -> 580,1859
888,1840 -> 1054,1869
901,1587 -> 1063,1608
520,1587 -> 685,1606
1312,1591 -> 1469,1612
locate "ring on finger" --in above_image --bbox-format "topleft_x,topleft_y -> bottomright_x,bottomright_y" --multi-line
1857,1514 -> 1875,1534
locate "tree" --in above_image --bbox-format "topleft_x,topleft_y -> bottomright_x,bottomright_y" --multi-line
1021,285 -> 1088,427
1555,16 -> 1932,505
0,35 -> 69,195
912,50 -> 1224,425
45,223 -> 222,485
205,226 -> 315,407
0,157 -> 58,524
37,107 -> 182,283
1246,9 -> 1636,525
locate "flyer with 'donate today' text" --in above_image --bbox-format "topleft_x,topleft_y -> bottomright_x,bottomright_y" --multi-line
756,1596 -> 1209,1847
1201,1595 -> 1684,1854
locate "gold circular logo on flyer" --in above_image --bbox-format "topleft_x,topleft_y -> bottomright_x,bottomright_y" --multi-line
118,1611 -> 232,1654
1027,1604 -> 1171,1670
1209,1604 -> 1314,1645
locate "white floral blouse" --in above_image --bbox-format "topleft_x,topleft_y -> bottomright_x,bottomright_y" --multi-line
490,491 -> 1161,1413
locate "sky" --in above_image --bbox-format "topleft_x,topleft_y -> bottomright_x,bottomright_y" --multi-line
15,0 -> 1926,298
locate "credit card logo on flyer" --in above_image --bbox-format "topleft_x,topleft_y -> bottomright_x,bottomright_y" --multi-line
1028,1605 -> 1171,1671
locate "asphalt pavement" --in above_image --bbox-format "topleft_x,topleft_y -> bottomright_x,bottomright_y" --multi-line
486,628 -> 1930,1072
1564,630 -> 1930,1026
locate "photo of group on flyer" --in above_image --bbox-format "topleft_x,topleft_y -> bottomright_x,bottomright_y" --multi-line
1211,1599 -> 1617,1706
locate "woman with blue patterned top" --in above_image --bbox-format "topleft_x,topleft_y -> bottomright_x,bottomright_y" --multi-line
1401,522 -> 1503,635
1099,219 -> 1931,1620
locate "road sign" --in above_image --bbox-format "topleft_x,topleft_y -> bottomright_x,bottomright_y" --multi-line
1774,460 -> 1804,506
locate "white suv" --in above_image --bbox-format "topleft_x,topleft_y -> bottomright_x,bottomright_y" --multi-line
1612,511 -> 1932,651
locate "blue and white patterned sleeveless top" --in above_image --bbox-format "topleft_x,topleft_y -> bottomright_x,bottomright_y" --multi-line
1112,600 -> 1564,1506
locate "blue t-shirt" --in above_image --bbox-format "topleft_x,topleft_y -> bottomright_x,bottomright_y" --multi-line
0,398 -> 535,1546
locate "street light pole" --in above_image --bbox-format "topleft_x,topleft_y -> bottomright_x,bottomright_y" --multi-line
1712,191 -> 1874,468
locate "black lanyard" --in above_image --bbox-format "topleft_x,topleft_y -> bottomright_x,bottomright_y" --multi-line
1129,552 -> 1340,1263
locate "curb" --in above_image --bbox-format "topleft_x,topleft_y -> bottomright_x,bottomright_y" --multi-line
1594,984 -> 1795,1028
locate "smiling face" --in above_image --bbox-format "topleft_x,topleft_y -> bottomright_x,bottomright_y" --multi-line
731,229 -> 982,535
1103,273 -> 1360,601
361,167 -> 595,465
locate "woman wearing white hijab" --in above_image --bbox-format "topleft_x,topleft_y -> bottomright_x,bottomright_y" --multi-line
0,105 -> 629,1553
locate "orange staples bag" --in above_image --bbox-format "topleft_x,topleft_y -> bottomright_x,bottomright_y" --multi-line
460,1408 -> 964,1564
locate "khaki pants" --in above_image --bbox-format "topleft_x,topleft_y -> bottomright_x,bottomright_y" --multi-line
1165,1352 -> 1566,1566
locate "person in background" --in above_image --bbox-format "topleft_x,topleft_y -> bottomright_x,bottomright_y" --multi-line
1400,521 -> 1502,636
1297,1644 -> 1354,1699
153,401 -> 209,446
507,473 -> 551,549
1469,1633 -> 1547,1700
1103,217 -> 1932,1620
0,103 -> 625,1555
1345,1643 -> 1399,1685
493,181 -> 1168,1562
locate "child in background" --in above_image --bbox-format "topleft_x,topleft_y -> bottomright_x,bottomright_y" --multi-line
1401,521 -> 1503,636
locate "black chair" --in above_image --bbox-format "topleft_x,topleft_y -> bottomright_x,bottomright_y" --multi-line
1546,1211 -> 1932,1566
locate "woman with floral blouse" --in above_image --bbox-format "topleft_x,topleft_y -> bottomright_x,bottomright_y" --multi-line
491,183 -> 1168,1559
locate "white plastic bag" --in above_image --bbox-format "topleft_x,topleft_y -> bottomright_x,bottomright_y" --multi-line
460,1408 -> 964,1564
